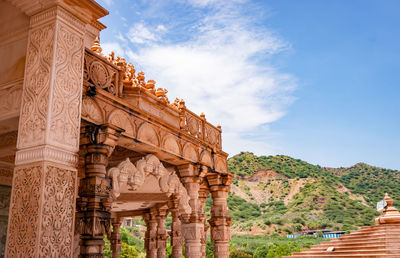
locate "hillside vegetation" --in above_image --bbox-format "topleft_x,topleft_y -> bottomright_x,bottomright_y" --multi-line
225,152 -> 399,235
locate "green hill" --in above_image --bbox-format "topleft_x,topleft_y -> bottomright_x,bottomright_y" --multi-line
225,152 -> 399,235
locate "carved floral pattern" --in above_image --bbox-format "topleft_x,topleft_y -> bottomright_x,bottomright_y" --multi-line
18,25 -> 54,147
50,24 -> 84,150
39,165 -> 76,257
84,51 -> 119,96
6,166 -> 42,257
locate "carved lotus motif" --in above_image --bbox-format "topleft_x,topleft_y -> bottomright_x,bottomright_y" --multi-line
90,61 -> 109,87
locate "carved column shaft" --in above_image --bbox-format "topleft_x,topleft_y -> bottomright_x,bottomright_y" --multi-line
110,219 -> 122,258
199,186 -> 210,258
76,125 -> 120,257
144,212 -> 158,258
169,198 -> 183,258
207,174 -> 233,258
6,5 -> 87,258
156,206 -> 168,258
179,164 -> 203,258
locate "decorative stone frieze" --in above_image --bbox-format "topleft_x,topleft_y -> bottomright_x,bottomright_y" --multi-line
107,154 -> 191,214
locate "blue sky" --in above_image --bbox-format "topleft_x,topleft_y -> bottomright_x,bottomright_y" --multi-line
97,0 -> 399,170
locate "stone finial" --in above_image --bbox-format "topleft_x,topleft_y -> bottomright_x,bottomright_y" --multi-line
178,99 -> 186,110
155,88 -> 169,103
171,98 -> 180,108
91,36 -> 102,54
375,193 -> 400,224
200,112 -> 205,120
217,125 -> 221,130
145,79 -> 156,94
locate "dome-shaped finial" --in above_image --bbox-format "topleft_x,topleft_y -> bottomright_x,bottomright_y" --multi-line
91,36 -> 102,54
376,193 -> 400,224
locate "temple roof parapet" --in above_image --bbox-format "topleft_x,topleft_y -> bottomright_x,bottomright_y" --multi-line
83,38 -> 224,154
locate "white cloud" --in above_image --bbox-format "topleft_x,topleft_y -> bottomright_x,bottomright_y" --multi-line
127,23 -> 163,44
107,2 -> 296,156
101,0 -> 113,6
101,42 -> 126,57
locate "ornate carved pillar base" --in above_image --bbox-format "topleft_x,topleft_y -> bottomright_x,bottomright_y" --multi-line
6,161 -> 77,257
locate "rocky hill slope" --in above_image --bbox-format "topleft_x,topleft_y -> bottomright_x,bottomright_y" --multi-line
223,152 -> 400,235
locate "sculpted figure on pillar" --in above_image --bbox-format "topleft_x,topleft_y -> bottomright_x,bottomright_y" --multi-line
207,173 -> 234,258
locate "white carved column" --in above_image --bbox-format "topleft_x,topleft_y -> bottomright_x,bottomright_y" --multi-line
178,164 -> 203,258
5,5 -> 88,258
207,173 -> 234,258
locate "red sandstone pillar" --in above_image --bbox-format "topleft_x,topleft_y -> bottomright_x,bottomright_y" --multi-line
207,173 -> 234,258
144,210 -> 158,258
169,197 -> 183,258
75,125 -> 121,257
199,182 -> 210,258
156,206 -> 168,258
178,164 -> 203,258
5,2 -> 106,257
110,218 -> 122,258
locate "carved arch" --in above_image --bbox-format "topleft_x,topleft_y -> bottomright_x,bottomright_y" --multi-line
81,96 -> 104,124
214,157 -> 228,173
199,149 -> 213,167
162,134 -> 181,156
107,109 -> 135,137
137,122 -> 159,146
182,142 -> 198,162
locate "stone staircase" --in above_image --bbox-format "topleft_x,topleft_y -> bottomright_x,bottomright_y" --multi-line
284,194 -> 400,258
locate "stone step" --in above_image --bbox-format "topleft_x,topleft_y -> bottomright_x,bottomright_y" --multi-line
290,249 -> 400,255
349,228 -> 400,234
314,241 -> 391,248
308,244 -> 387,251
285,255 -> 400,258
310,241 -> 394,248
334,234 -> 400,240
317,237 -> 400,246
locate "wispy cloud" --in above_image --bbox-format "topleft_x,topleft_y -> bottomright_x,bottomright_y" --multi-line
101,0 -> 296,156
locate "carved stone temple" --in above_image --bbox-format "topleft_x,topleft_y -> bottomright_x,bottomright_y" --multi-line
0,0 -> 233,257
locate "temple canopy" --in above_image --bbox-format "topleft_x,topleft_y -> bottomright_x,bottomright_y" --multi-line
0,0 -> 234,257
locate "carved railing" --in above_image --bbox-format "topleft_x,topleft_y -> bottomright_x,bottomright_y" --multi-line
83,49 -> 122,97
83,47 -> 222,150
